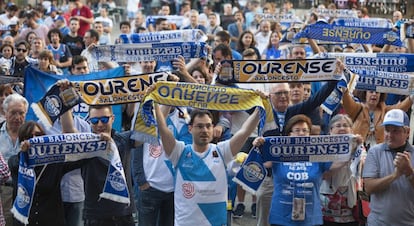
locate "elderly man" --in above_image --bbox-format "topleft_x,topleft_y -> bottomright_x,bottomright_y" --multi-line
363,109 -> 414,226
0,93 -> 28,226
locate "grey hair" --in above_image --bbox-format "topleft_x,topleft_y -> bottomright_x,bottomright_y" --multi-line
3,93 -> 28,113
328,114 -> 353,130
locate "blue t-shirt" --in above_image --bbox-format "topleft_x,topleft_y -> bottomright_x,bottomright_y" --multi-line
270,162 -> 331,226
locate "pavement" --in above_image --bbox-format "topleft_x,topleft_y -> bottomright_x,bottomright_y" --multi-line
231,193 -> 257,226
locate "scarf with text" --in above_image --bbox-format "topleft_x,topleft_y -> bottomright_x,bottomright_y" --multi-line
32,72 -> 169,127
295,18 -> 402,46
234,135 -> 357,193
11,133 -> 129,225
132,81 -> 272,144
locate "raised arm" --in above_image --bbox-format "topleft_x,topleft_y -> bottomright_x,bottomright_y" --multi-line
154,103 -> 176,156
229,108 -> 260,156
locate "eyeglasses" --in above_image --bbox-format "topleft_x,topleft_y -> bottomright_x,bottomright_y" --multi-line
271,91 -> 289,97
89,116 -> 111,125
193,123 -> 212,130
291,128 -> 310,134
332,123 -> 351,129
16,48 -> 27,52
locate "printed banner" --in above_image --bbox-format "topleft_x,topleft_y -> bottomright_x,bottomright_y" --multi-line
93,42 -> 207,62
26,133 -> 107,166
232,147 -> 266,194
261,135 -> 354,162
12,133 -> 130,225
0,75 -> 24,84
255,13 -> 302,23
355,70 -> 414,95
132,81 -> 272,143
146,15 -> 185,28
119,29 -> 207,44
232,135 -> 356,193
295,19 -> 402,46
313,9 -> 359,18
321,52 -> 414,73
215,59 -> 340,83
32,72 -> 169,127
73,72 -> 169,105
24,66 -> 124,131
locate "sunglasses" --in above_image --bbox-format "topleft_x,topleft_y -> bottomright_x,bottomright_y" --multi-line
89,116 -> 111,125
16,48 -> 27,52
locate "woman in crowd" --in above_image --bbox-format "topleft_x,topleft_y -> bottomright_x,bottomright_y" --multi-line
189,66 -> 210,84
262,31 -> 282,60
25,32 -> 38,46
342,88 -> 412,149
37,50 -> 63,75
320,114 -> 366,226
9,121 -> 87,226
0,44 -> 14,75
236,30 -> 261,59
253,114 -> 361,225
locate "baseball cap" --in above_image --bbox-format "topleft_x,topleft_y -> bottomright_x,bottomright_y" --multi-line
382,109 -> 409,127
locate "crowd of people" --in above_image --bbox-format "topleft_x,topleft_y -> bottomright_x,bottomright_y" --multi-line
0,0 -> 412,226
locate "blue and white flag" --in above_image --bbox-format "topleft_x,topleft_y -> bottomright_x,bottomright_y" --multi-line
295,19 -> 402,46
12,133 -> 130,225
24,66 -> 124,131
233,147 -> 266,194
119,29 -> 207,44
93,42 -> 207,62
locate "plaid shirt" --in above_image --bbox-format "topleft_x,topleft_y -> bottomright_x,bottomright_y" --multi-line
0,152 -> 11,226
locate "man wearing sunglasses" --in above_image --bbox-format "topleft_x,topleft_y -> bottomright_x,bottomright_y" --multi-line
61,101 -> 137,226
11,40 -> 30,78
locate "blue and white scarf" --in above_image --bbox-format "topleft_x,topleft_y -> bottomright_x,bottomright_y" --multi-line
295,18 -> 402,46
11,133 -> 129,225
234,135 -> 356,193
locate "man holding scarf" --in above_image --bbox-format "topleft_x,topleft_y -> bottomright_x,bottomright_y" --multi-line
154,102 -> 260,226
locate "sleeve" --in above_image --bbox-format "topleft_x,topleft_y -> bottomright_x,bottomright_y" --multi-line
167,140 -> 185,166
217,140 -> 233,165
65,44 -> 73,58
362,146 -> 379,178
290,80 -> 337,115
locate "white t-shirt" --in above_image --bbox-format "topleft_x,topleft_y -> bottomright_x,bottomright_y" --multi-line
168,140 -> 232,226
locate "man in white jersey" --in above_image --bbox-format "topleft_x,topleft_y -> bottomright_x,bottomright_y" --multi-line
154,104 -> 260,226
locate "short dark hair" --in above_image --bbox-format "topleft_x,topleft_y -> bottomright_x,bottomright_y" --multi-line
215,31 -> 231,43
213,44 -> 232,59
120,21 -> 131,29
15,40 -> 30,50
71,55 -> 88,69
155,18 -> 167,26
86,29 -> 100,41
189,109 -> 213,125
